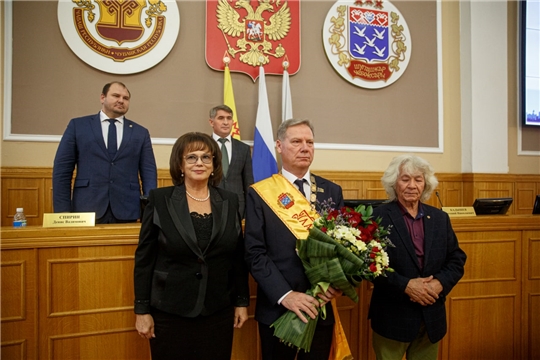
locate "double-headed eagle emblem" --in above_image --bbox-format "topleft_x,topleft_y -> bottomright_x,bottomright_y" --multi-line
216,0 -> 291,67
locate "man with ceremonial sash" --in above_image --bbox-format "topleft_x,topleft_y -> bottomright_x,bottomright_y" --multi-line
245,119 -> 344,360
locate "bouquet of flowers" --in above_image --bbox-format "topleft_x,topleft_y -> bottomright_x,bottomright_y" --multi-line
271,200 -> 394,352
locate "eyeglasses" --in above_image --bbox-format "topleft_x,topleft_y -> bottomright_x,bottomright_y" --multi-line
184,154 -> 213,164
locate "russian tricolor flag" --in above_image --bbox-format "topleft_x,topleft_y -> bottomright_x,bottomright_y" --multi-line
252,66 -> 278,182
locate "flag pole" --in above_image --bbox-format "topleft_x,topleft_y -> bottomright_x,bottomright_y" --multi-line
223,52 -> 241,140
282,55 -> 293,122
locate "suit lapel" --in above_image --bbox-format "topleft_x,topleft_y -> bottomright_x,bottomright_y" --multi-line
224,139 -> 238,180
91,113 -> 108,157
207,187 -> 228,254
116,118 -> 133,158
421,205 -> 435,270
314,175 -> 328,203
387,203 -> 422,271
166,185 -> 203,257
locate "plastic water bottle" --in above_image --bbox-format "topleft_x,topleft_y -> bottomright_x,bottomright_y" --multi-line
13,208 -> 27,228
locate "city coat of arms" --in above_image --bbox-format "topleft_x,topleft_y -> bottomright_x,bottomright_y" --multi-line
323,0 -> 412,89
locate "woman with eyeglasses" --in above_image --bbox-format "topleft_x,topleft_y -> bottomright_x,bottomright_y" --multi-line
133,132 -> 249,359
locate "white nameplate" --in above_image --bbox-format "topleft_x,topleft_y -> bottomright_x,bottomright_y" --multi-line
43,213 -> 95,227
441,207 -> 476,217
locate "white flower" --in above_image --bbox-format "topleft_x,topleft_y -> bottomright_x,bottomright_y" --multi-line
354,239 -> 367,251
380,250 -> 390,267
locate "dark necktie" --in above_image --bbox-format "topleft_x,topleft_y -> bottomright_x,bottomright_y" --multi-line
218,138 -> 229,175
294,179 -> 306,197
107,119 -> 117,158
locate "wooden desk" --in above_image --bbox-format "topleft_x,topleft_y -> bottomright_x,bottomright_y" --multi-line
1,216 -> 539,359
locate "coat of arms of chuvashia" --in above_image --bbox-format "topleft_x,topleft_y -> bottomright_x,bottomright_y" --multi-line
206,0 -> 300,80
323,0 -> 412,89
58,0 -> 180,74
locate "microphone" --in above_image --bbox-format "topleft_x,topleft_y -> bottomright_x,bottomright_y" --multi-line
435,191 -> 444,209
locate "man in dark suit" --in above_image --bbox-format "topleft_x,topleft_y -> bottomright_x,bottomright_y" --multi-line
53,82 -> 157,223
244,119 -> 344,360
209,105 -> 253,217
369,154 -> 466,360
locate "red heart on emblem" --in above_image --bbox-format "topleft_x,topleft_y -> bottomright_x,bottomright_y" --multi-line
351,9 -> 363,23
376,13 -> 388,27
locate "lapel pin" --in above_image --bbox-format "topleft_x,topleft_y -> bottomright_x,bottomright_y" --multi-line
317,187 -> 324,193
427,215 -> 431,219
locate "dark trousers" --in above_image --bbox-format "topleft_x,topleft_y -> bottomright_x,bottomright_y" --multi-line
96,205 -> 137,224
149,306 -> 234,360
258,320 -> 333,360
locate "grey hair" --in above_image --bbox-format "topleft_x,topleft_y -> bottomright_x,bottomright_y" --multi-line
381,154 -> 439,202
209,104 -> 233,119
277,119 -> 315,141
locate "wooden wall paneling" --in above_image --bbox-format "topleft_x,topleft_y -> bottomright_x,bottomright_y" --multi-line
335,292 -> 361,360
1,249 -> 38,360
232,276 -> 260,359
362,180 -> 387,200
440,181 -> 463,207
337,180 -> 364,200
462,174 -> 516,214
37,245 -> 150,360
4,167 -> 540,226
515,182 -> 539,215
2,178 -> 44,227
523,230 -> 540,360
443,230 -> 522,360
157,169 -> 173,188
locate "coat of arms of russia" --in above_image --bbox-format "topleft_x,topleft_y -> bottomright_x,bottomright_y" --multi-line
206,0 -> 301,80
323,0 -> 411,89
58,0 -> 180,74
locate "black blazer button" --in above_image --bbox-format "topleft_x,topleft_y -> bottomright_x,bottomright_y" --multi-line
195,272 -> 203,279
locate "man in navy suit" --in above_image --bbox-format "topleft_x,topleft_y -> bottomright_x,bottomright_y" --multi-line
369,155 -> 466,360
245,119 -> 343,360
209,105 -> 253,217
53,82 -> 157,223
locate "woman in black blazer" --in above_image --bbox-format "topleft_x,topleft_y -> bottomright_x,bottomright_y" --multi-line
134,132 -> 249,360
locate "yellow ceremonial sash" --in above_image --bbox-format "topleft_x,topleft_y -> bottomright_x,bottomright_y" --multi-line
252,174 -> 353,360
251,174 -> 319,238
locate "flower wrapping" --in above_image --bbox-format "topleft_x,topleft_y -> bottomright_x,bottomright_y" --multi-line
271,202 -> 393,353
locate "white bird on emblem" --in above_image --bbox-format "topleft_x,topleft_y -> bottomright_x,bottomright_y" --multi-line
353,43 -> 367,55
353,26 -> 366,38
373,45 -> 386,57
373,28 -> 386,39
363,36 -> 376,47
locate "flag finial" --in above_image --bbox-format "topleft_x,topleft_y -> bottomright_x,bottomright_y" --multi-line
282,55 -> 290,70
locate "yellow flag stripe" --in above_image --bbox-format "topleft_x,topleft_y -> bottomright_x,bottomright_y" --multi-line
224,65 -> 241,140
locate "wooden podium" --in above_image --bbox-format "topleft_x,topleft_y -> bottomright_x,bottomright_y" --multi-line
1,215 -> 539,360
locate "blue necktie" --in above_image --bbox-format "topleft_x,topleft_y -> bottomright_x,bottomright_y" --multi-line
107,119 -> 117,158
294,179 -> 306,197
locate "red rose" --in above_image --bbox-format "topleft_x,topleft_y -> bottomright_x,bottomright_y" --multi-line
369,253 -> 376,259
321,227 -> 327,233
358,227 -> 373,241
366,220 -> 378,234
327,210 -> 339,220
372,247 -> 380,253
369,263 -> 378,272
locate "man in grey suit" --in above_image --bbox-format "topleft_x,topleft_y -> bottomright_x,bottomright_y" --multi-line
209,105 -> 254,217
53,82 -> 157,223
